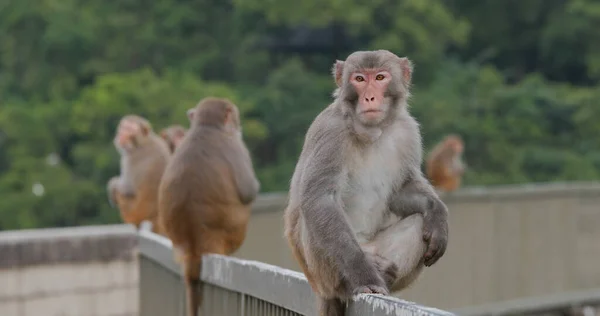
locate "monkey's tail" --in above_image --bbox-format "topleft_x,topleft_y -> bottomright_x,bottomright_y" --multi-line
184,257 -> 203,316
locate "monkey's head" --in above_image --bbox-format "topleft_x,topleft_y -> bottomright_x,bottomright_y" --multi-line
114,115 -> 153,153
159,125 -> 187,153
444,135 -> 464,154
333,50 -> 413,127
187,97 -> 242,135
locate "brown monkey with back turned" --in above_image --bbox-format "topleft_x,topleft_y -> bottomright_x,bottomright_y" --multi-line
107,115 -> 171,234
284,50 -> 449,316
159,125 -> 187,153
426,134 -> 466,192
158,97 -> 260,316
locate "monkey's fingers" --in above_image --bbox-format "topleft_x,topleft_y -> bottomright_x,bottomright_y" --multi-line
423,233 -> 447,267
352,285 -> 389,296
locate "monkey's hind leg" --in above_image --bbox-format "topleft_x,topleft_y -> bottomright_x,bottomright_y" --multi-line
318,297 -> 345,316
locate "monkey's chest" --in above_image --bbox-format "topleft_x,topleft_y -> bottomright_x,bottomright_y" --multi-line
342,152 -> 403,243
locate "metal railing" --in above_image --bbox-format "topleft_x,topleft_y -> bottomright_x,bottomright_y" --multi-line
137,229 -> 455,316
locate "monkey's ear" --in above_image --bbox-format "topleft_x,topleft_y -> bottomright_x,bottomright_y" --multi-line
398,57 -> 414,84
159,130 -> 168,140
332,60 -> 344,87
186,108 -> 194,121
140,123 -> 150,136
223,107 -> 233,125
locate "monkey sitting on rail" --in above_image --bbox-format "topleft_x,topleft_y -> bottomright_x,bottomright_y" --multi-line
107,115 -> 171,234
158,97 -> 260,316
425,134 -> 466,193
284,50 -> 450,316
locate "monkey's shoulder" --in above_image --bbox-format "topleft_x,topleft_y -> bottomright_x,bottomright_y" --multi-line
303,107 -> 349,148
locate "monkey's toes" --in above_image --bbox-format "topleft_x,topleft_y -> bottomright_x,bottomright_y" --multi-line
353,285 -> 389,296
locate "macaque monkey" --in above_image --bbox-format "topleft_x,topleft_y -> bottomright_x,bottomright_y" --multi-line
159,125 -> 187,153
158,97 -> 260,316
283,50 -> 449,316
425,134 -> 466,192
107,115 -> 171,234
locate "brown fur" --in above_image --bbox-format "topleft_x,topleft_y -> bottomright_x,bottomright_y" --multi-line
425,135 -> 465,192
107,115 -> 171,235
159,125 -> 187,153
158,97 -> 260,316
284,50 -> 449,316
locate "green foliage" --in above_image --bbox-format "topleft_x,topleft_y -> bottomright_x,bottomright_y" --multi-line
0,0 -> 599,230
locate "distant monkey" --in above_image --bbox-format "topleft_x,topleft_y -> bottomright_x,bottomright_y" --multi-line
159,125 -> 187,153
425,134 -> 465,192
284,50 -> 449,316
107,115 -> 171,234
158,98 -> 260,316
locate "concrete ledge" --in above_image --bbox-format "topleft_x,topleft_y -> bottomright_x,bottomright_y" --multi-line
0,224 -> 137,268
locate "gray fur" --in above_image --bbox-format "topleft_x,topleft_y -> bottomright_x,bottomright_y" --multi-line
284,50 -> 449,316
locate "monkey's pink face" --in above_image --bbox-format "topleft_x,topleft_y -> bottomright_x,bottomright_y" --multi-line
114,119 -> 143,150
173,134 -> 185,147
350,70 -> 392,124
448,139 -> 464,153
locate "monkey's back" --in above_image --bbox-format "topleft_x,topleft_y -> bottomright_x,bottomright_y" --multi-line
158,127 -> 250,256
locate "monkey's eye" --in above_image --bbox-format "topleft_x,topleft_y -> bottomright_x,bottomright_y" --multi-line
376,74 -> 385,80
355,75 -> 365,82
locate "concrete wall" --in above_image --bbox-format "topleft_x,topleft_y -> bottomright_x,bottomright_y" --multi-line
0,225 -> 138,316
234,181 -> 600,311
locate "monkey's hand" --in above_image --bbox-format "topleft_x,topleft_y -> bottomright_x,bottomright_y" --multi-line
422,200 -> 449,267
106,177 -> 120,208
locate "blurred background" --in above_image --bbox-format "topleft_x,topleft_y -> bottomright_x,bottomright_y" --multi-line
2,1 -> 600,316
1,0 -> 600,231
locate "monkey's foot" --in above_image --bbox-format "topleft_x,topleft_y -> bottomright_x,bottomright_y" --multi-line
352,285 -> 388,296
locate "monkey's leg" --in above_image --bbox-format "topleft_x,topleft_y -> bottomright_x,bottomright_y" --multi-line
318,297 -> 345,316
363,214 -> 426,292
110,189 -> 143,228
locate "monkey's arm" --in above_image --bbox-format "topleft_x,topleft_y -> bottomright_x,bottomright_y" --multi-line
388,171 -> 449,267
107,176 -> 145,228
228,145 -> 260,205
452,157 -> 466,176
107,177 -> 122,208
298,139 -> 387,294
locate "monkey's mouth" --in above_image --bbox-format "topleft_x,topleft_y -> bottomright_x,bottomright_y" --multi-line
361,109 -> 383,119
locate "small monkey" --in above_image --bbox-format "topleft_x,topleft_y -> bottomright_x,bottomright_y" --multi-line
425,134 -> 466,192
159,125 -> 187,153
158,97 -> 260,316
284,50 -> 449,316
107,115 -> 171,234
